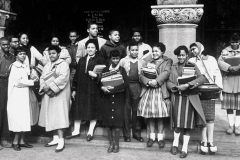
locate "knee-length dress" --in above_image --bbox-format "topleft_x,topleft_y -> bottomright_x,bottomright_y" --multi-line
138,56 -> 172,118
71,55 -> 105,120
101,66 -> 129,127
167,62 -> 207,129
38,59 -> 70,131
7,61 -> 39,132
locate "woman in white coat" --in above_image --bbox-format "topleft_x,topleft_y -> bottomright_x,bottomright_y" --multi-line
38,45 -> 70,153
7,47 -> 39,151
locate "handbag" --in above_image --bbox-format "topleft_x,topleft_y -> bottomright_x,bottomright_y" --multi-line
198,57 -> 221,100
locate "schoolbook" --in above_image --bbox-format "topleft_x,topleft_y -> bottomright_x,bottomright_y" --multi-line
43,71 -> 58,85
141,67 -> 158,79
93,65 -> 106,73
101,73 -> 124,93
224,56 -> 240,66
177,75 -> 196,85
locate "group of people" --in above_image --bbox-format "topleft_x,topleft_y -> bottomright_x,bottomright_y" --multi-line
0,22 -> 240,158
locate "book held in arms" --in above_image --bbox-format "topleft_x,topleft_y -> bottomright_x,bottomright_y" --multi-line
224,56 -> 240,66
43,71 -> 58,85
141,63 -> 158,79
93,65 -> 106,74
101,69 -> 124,93
177,67 -> 196,85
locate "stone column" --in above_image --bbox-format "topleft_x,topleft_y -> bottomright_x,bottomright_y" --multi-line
151,4 -> 204,63
0,9 -> 17,38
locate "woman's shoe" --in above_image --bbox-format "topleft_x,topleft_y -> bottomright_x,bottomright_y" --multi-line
44,143 -> 58,147
235,125 -> 240,135
86,134 -> 93,141
207,142 -> 217,155
226,126 -> 234,134
12,144 -> 21,151
19,143 -> 33,148
200,142 -> 208,155
179,151 -> 188,158
170,146 -> 178,155
112,144 -> 119,153
147,139 -> 154,147
55,145 -> 65,153
107,145 -> 113,153
158,140 -> 165,148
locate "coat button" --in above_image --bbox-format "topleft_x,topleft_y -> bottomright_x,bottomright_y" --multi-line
112,95 -> 114,97
112,102 -> 114,104
112,116 -> 114,119
112,109 -> 114,111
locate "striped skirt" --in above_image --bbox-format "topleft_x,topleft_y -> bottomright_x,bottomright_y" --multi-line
201,100 -> 215,121
172,95 -> 195,129
138,87 -> 169,118
221,92 -> 240,110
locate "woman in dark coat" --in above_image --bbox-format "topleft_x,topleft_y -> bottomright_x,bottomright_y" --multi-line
101,49 -> 129,153
66,39 -> 104,141
167,46 -> 207,158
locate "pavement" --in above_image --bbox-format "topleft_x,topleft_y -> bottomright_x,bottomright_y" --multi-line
1,101 -> 240,159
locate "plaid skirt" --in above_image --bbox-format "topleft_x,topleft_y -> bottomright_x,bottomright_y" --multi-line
221,92 -> 240,110
172,95 -> 195,129
201,100 -> 215,121
138,87 -> 169,118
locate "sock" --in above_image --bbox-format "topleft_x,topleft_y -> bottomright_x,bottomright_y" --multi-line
235,116 -> 240,127
87,120 -> 97,136
150,133 -> 155,140
72,120 -> 81,135
182,135 -> 190,153
56,138 -> 64,150
173,131 -> 180,147
157,133 -> 163,141
48,135 -> 59,145
202,126 -> 207,143
207,123 -> 214,143
227,114 -> 234,126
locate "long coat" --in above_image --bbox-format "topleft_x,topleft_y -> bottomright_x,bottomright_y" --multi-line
7,61 -> 39,132
72,55 -> 105,120
38,59 -> 70,131
101,66 -> 129,127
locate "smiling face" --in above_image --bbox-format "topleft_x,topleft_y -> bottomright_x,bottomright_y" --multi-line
20,34 -> 29,46
49,49 -> 60,62
87,24 -> 98,37
86,43 -> 96,56
129,45 -> 138,59
0,40 -> 10,53
190,46 -> 200,56
177,50 -> 188,64
132,32 -> 141,43
16,51 -> 26,63
69,32 -> 78,44
109,31 -> 120,43
152,46 -> 164,60
10,38 -> 19,49
111,56 -> 120,67
51,37 -> 59,46
230,40 -> 239,50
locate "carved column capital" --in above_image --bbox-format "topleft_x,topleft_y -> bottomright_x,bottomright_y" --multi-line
0,9 -> 17,27
151,4 -> 203,24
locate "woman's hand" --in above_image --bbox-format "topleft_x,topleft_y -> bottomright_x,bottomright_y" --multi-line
46,90 -> 55,97
176,84 -> 189,91
88,71 -> 97,78
229,66 -> 240,73
101,86 -> 113,93
72,91 -> 76,100
148,80 -> 158,87
30,65 -> 36,69
43,85 -> 50,92
171,86 -> 178,92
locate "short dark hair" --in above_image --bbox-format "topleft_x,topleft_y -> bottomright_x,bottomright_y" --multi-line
8,35 -> 18,42
87,23 -> 98,29
18,32 -> 28,40
14,46 -> 27,56
109,29 -> 119,36
174,45 -> 189,56
128,42 -> 138,50
85,39 -> 98,49
48,45 -> 61,53
132,28 -> 142,36
51,34 -> 60,41
152,42 -> 166,53
110,49 -> 121,58
189,43 -> 198,49
69,30 -> 78,35
230,33 -> 240,42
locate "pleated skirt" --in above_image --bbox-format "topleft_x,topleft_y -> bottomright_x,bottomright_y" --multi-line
221,92 -> 240,110
138,87 -> 169,118
172,95 -> 195,129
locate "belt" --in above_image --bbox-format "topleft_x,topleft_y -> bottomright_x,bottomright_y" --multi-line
0,76 -> 8,79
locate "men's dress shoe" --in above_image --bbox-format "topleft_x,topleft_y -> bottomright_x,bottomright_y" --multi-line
158,140 -> 165,148
12,144 -> 21,151
55,145 -> 65,153
107,145 -> 114,153
147,139 -> 154,147
179,151 -> 187,158
1,140 -> 12,148
86,134 -> 93,141
123,137 -> 131,142
133,136 -> 144,142
65,134 -> 80,140
19,143 -> 33,148
112,145 -> 119,153
170,146 -> 178,155
44,143 -> 58,147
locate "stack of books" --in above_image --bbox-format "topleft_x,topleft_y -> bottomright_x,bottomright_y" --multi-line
177,67 -> 196,85
93,65 -> 106,74
43,71 -> 58,85
224,56 -> 240,66
101,72 -> 124,93
141,67 -> 158,79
